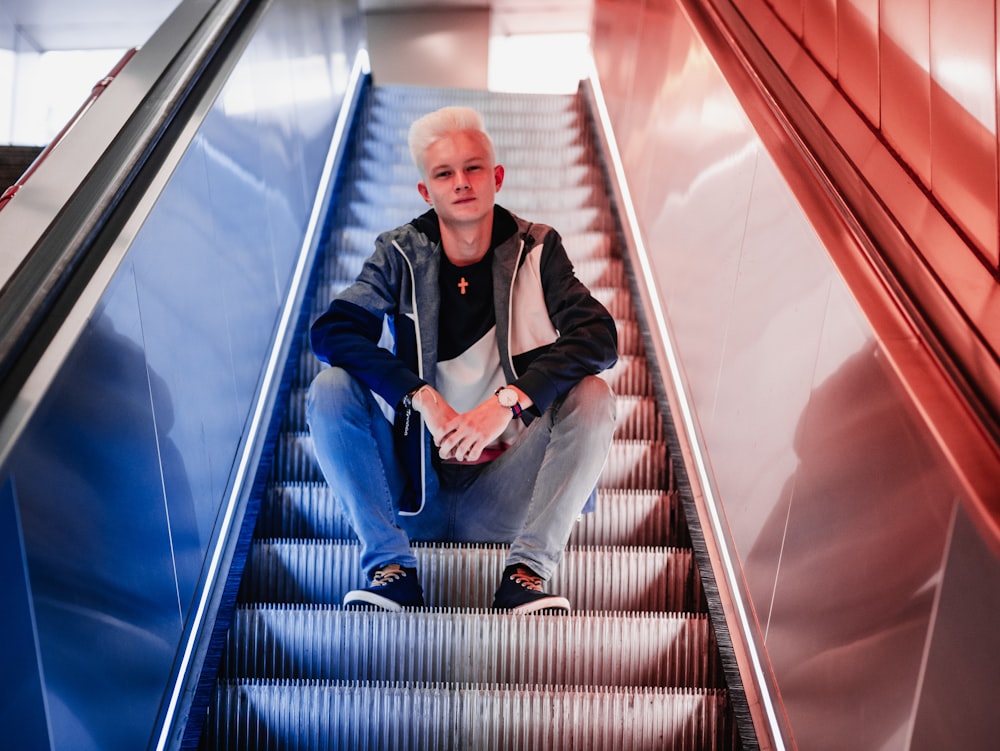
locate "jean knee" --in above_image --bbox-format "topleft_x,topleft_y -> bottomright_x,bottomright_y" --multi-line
306,366 -> 362,425
562,375 -> 617,433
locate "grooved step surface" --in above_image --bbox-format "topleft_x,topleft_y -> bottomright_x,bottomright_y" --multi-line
221,606 -> 723,688
256,485 -> 687,548
204,681 -> 733,751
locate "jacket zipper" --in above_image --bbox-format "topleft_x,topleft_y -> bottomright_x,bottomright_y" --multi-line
392,240 -> 426,514
505,236 -> 527,376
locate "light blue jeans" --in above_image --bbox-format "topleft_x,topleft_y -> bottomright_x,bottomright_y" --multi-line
306,367 -> 617,581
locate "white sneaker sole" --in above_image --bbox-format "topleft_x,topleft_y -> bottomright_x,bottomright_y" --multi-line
343,590 -> 405,611
509,595 -> 571,615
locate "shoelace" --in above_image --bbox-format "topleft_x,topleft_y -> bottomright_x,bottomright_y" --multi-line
371,565 -> 406,587
510,569 -> 543,592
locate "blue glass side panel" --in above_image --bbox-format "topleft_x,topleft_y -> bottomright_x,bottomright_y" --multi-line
0,1 -> 365,749
0,479 -> 51,751
129,134 -> 244,607
197,104 -> 287,426
9,272 -> 183,751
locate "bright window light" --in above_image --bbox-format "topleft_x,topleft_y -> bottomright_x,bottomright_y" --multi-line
11,48 -> 128,145
489,33 -> 591,94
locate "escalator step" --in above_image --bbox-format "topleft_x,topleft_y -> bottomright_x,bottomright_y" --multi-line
202,680 -> 735,751
219,606 -> 724,688
255,485 -> 683,547
239,541 -> 700,613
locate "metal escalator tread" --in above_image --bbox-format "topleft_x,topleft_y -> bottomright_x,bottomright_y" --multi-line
219,606 -> 723,687
208,680 -> 732,751
200,84 -> 741,749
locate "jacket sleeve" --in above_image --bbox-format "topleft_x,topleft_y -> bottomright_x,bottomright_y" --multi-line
310,237 -> 425,407
511,229 -> 619,413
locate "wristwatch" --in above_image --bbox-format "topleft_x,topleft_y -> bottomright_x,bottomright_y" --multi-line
495,386 -> 523,418
401,385 -> 424,411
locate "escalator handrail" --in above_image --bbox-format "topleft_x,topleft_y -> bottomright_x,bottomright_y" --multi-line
0,0 -> 254,461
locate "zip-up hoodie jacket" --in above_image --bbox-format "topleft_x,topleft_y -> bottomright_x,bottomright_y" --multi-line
310,205 -> 618,514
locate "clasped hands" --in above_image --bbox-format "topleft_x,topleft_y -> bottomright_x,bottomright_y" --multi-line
410,385 -> 529,463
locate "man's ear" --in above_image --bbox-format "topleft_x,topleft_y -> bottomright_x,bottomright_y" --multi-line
494,164 -> 505,192
417,181 -> 432,205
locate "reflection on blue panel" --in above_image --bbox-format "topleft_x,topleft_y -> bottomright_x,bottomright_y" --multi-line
9,270 -> 182,751
0,479 -> 50,751
131,132 -> 243,601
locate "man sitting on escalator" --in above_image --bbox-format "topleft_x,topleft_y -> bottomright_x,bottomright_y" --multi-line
307,105 -> 618,613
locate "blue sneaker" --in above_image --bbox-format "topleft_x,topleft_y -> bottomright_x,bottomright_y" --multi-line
344,564 -> 424,611
491,564 -> 570,614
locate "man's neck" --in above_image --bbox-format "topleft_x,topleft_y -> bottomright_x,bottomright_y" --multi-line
439,212 -> 494,267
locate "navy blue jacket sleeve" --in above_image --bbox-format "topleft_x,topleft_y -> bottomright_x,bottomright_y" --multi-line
309,241 -> 425,408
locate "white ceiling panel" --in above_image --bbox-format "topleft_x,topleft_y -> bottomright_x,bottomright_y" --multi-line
0,0 -> 181,51
0,0 -> 591,52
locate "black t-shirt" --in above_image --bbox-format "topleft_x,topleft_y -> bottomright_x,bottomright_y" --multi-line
438,247 -> 495,361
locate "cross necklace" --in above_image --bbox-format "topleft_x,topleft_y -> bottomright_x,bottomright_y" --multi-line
457,277 -> 469,295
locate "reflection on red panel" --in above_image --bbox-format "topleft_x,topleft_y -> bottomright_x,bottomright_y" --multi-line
803,0 -> 838,76
591,0 -> 643,130
838,0 -> 879,126
929,0 -> 999,266
594,0 -> 1000,751
881,0 -> 931,188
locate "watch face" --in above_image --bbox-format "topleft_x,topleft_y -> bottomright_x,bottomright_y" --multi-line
497,388 -> 518,407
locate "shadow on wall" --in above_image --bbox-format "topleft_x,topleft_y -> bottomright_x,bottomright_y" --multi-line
9,308 -> 198,751
746,341 -> 957,751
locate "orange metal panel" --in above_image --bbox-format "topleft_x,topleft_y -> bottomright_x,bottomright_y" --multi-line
929,0 -> 999,266
880,0 -> 931,188
803,0 -> 838,77
768,0 -> 804,38
837,0 -> 879,126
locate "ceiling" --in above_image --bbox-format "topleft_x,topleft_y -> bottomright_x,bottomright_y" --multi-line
0,0 -> 183,51
0,0 -> 592,52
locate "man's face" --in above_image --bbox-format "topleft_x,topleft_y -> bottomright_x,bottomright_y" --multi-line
417,130 -> 504,228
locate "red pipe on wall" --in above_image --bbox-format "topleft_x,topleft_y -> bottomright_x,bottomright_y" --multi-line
0,47 -> 137,212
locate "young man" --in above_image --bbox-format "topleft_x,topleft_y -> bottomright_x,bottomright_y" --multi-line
307,106 -> 618,613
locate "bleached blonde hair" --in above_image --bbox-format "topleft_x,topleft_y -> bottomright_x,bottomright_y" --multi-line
408,106 -> 497,177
